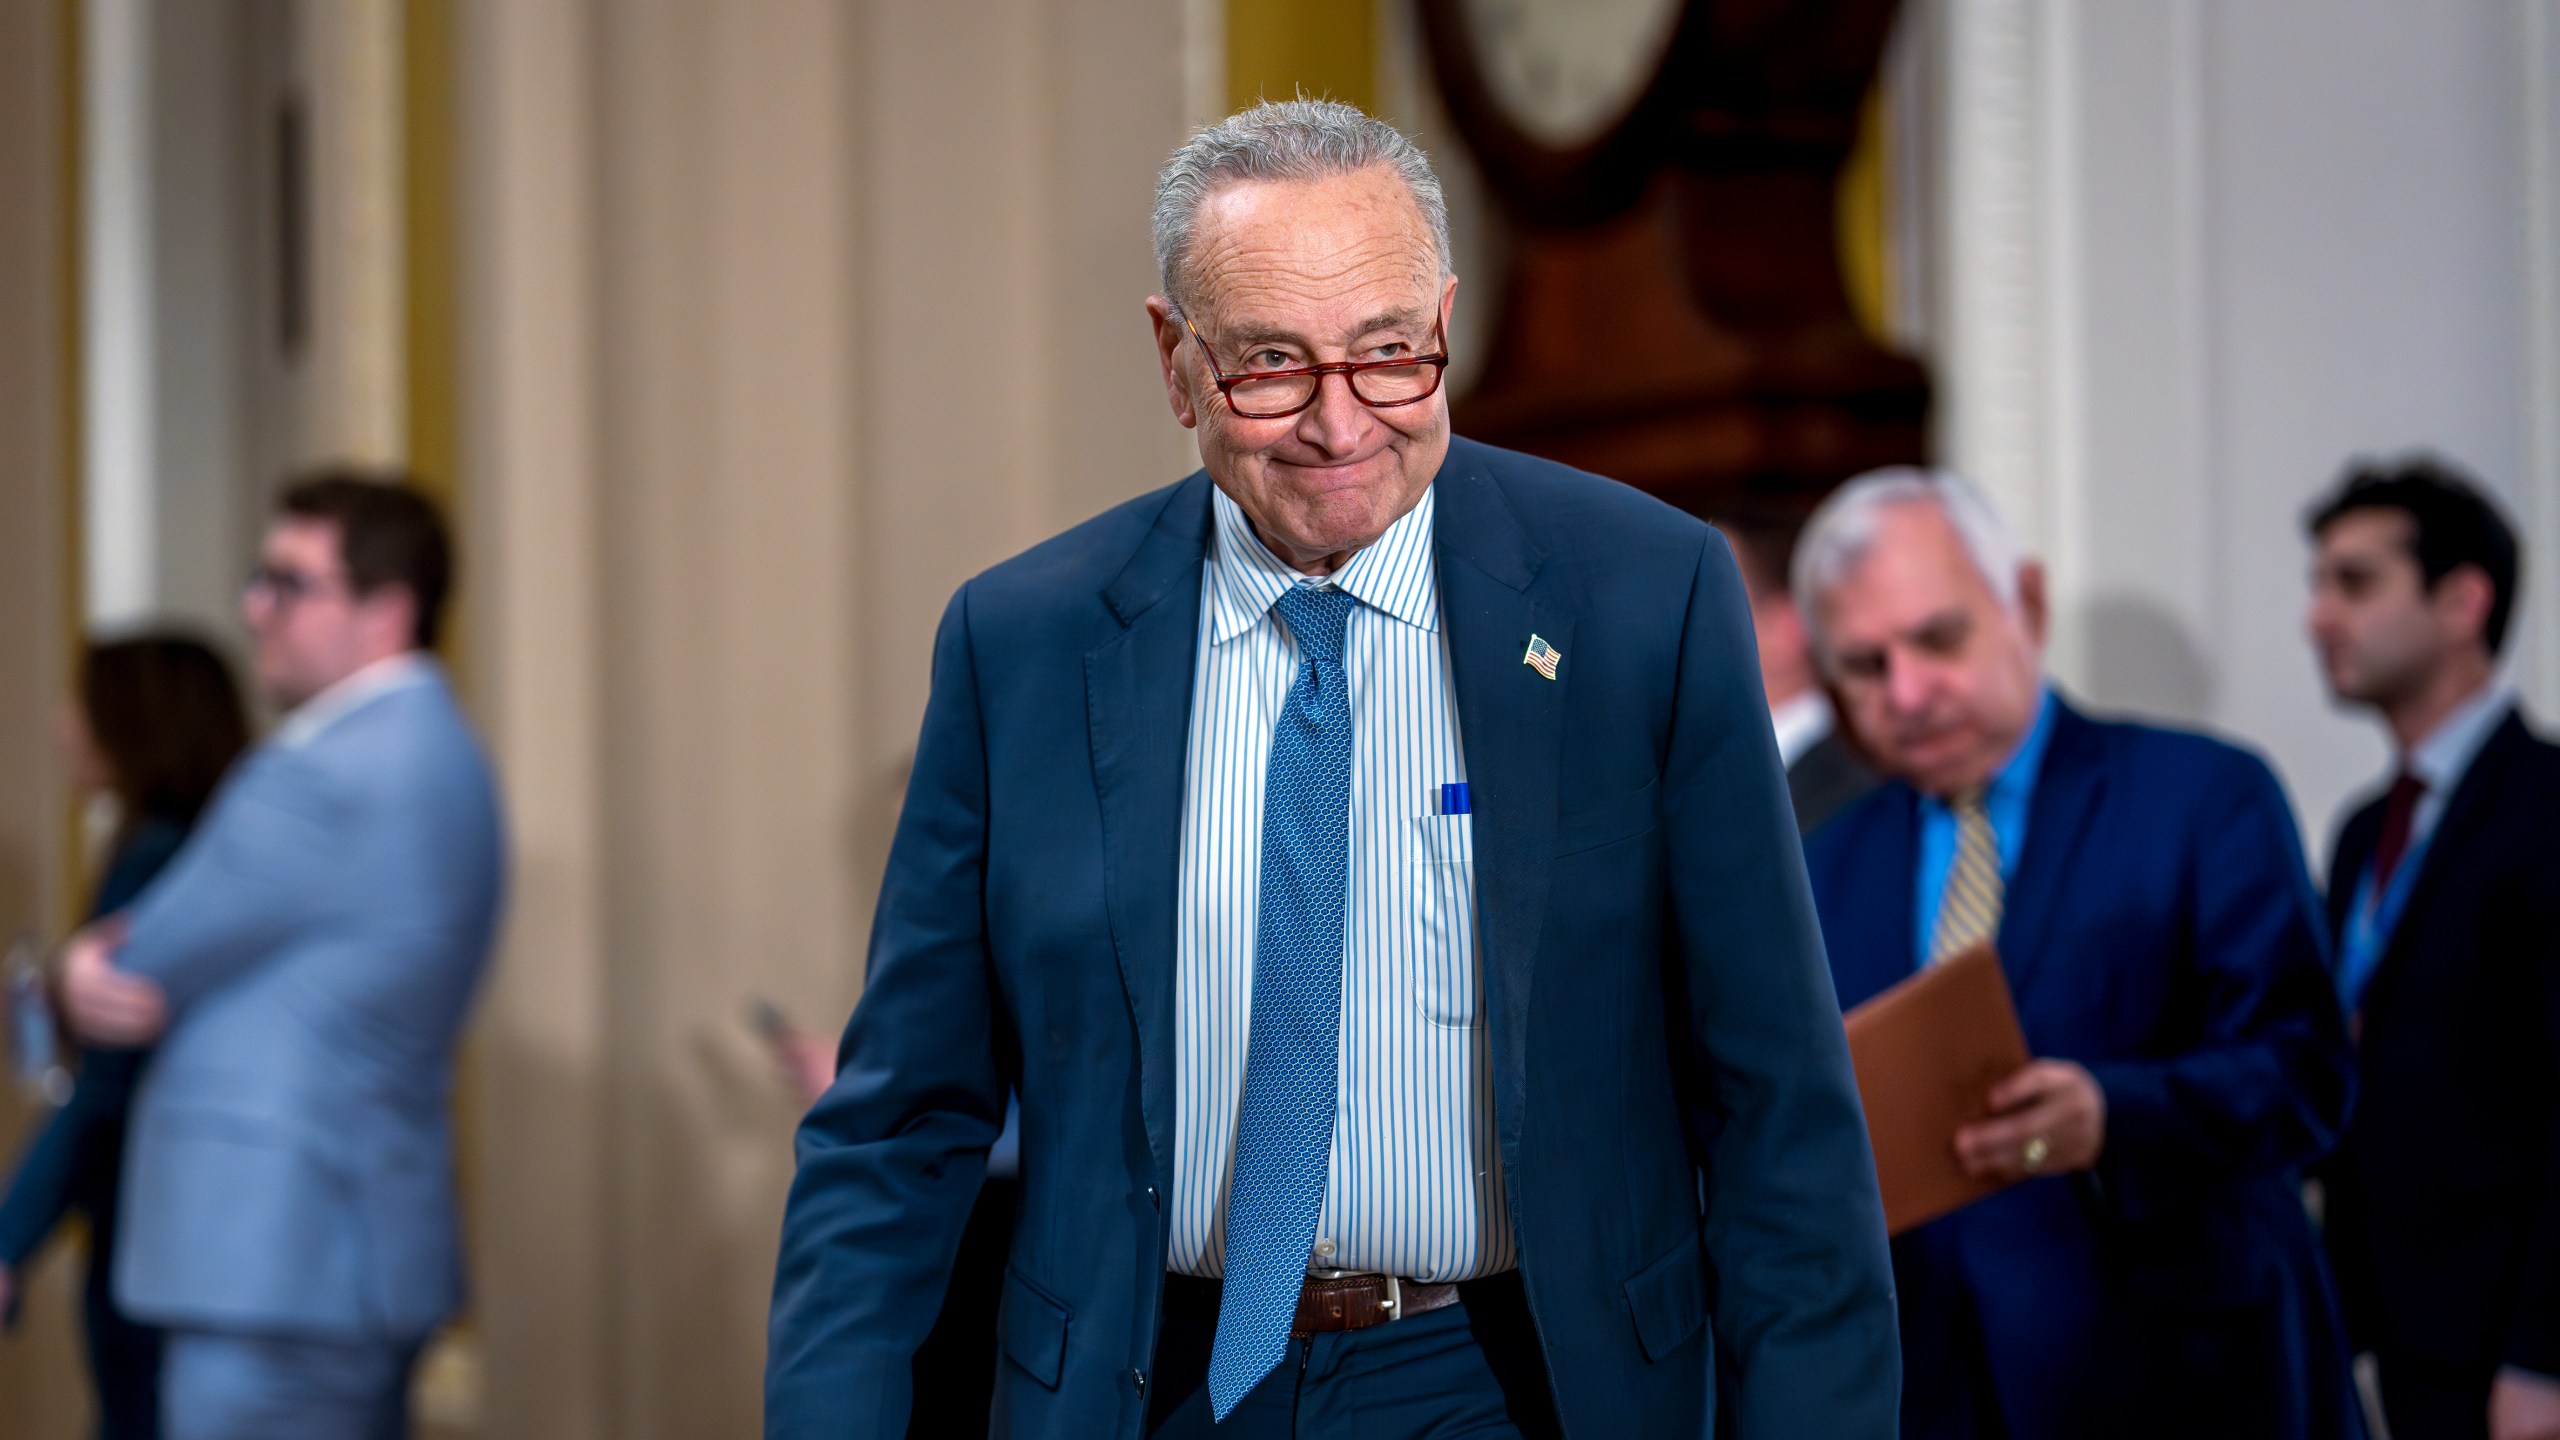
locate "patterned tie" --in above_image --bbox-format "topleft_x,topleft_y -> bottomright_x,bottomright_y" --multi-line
1207,584 -> 1359,1419
1930,786 -> 2004,963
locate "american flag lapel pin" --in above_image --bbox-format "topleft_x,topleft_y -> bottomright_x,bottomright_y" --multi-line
1522,633 -> 1561,680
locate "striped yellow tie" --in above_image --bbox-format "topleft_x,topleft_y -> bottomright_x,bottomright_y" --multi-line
1930,787 -> 2004,963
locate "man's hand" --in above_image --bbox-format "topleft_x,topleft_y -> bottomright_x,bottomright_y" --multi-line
59,922 -> 167,1047
2492,1366 -> 2560,1440
771,1026 -> 840,1108
1954,1059 -> 2106,1183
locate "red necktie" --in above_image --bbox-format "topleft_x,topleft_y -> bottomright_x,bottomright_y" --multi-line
2372,771 -> 2428,891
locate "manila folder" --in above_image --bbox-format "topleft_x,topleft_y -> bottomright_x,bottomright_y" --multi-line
1842,943 -> 2032,1236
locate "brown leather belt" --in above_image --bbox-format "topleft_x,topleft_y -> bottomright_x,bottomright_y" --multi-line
1289,1272 -> 1462,1337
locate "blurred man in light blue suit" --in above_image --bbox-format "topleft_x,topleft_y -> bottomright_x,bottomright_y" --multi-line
62,475 -> 505,1440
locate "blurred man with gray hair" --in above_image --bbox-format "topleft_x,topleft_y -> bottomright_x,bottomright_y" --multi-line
1794,466 -> 2360,1439
766,100 -> 1898,1438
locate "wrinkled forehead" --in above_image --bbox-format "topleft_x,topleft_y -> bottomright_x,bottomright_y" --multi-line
1184,170 -> 1443,333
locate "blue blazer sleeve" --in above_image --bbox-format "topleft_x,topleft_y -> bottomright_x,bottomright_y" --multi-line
0,1090 -> 89,1272
0,821 -> 185,1282
114,754 -> 347,1012
1661,532 -> 1902,1434
0,1049 -> 146,1274
2085,751 -> 2354,1220
766,587 -> 1009,1438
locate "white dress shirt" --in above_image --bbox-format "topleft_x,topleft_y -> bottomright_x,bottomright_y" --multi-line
273,652 -> 437,751
1168,484 -> 1515,1284
1769,688 -> 1836,769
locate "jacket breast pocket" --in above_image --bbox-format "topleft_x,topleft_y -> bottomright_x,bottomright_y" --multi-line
1556,774 -> 1660,858
1412,814 -> 1481,1029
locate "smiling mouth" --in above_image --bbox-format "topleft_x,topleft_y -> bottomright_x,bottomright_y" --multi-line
1275,455 -> 1383,485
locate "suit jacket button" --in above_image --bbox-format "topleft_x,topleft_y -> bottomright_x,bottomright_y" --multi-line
1144,1186 -> 1160,1207
1132,1369 -> 1147,1394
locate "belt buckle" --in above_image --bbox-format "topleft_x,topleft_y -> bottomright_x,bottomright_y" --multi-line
1308,1268 -> 1402,1325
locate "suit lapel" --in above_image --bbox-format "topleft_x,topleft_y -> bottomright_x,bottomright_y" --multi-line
1825,788 -> 1922,1008
1998,700 -> 2107,1011
1086,475 -> 1211,1179
2370,711 -> 2529,993
2327,801 -> 2383,941
1433,445 -> 1571,1163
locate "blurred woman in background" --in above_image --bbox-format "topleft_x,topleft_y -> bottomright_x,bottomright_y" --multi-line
0,633 -> 250,1440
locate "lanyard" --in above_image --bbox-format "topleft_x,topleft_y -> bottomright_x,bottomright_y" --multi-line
2337,831 -> 2433,1009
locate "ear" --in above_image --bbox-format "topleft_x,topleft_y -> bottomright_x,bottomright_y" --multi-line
1440,272 -> 1459,334
1145,295 -> 1199,431
358,584 -> 421,654
2436,563 -> 2496,648
2016,559 -> 2051,649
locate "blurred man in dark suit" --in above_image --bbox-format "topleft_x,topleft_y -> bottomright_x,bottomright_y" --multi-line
1726,517 -> 1876,833
2306,456 -> 2560,1440
1797,466 -> 2360,1440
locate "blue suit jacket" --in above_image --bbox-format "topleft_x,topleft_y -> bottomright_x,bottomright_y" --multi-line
1804,700 -> 2359,1440
110,664 -> 505,1342
767,439 -> 1899,1438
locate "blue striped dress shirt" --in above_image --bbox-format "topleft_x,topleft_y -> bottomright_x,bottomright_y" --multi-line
1169,483 -> 1516,1284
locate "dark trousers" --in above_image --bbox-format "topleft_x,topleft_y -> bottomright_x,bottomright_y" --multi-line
1145,1271 -> 1560,1439
81,1254 -> 162,1440
2375,1354 -> 2492,1440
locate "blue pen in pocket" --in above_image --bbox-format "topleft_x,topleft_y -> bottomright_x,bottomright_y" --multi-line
1439,782 -> 1471,816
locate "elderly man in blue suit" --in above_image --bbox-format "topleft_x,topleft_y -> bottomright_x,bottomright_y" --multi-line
62,475 -> 504,1440
1795,466 -> 2360,1439
765,100 -> 1898,1438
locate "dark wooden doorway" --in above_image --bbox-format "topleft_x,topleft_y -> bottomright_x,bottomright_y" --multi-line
1419,0 -> 1928,524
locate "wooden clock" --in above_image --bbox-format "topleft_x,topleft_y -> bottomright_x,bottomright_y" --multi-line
1419,0 -> 1928,520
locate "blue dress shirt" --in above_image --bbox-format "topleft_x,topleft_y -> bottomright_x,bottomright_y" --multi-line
1913,689 -> 2057,968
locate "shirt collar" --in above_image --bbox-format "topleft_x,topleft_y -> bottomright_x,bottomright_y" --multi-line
1996,687 -> 2061,809
1204,483 -> 1440,643
274,652 -> 436,750
2402,677 -> 2514,794
1769,689 -> 1835,768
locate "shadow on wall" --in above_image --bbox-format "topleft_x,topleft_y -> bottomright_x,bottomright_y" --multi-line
2069,592 -> 2219,725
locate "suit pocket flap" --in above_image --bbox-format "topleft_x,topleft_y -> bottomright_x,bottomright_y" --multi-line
1556,775 -> 1660,857
1001,1266 -> 1072,1389
1623,1230 -> 1708,1363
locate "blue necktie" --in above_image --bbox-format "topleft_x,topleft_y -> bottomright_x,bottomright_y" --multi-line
1207,584 -> 1358,1419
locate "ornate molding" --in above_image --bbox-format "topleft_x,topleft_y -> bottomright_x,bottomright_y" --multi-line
1933,0 -> 2054,549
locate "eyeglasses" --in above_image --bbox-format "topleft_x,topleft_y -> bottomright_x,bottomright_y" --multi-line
1183,315 -> 1450,420
243,563 -> 344,608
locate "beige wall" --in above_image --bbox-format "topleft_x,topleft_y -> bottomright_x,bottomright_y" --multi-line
0,0 -> 85,1435
459,1 -> 1193,1434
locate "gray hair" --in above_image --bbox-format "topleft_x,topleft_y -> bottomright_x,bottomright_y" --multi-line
1792,466 -> 2027,667
1151,99 -> 1452,320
